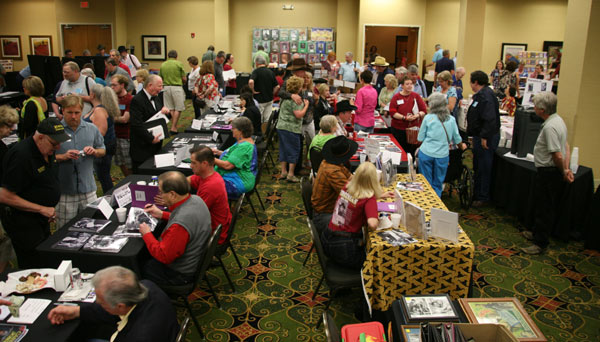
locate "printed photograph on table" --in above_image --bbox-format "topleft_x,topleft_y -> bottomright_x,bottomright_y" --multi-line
401,325 -> 421,342
500,43 -> 527,62
0,36 -> 22,60
67,218 -> 111,234
458,297 -> 546,341
52,231 -> 93,250
29,35 -> 52,56
402,294 -> 459,322
141,35 -> 166,61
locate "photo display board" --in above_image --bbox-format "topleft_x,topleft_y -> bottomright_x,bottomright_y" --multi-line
252,27 -> 335,67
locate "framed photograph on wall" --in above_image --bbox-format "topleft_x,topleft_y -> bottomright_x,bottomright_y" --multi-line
458,297 -> 546,341
29,35 -> 52,56
543,41 -> 563,66
501,43 -> 527,62
141,35 -> 167,61
1,36 -> 22,60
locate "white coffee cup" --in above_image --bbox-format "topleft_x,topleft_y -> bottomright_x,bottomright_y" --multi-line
137,181 -> 146,185
116,208 -> 127,223
390,213 -> 401,228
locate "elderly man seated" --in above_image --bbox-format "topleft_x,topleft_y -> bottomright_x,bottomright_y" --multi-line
142,171 -> 212,286
311,136 -> 358,233
48,266 -> 179,342
334,100 -> 356,137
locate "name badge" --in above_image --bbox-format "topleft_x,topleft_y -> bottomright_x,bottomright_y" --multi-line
397,99 -> 404,105
307,92 -> 313,98
75,88 -> 83,94
472,101 -> 478,107
119,104 -> 126,110
37,166 -> 46,173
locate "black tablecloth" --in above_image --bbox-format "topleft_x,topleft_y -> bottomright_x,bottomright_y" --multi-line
36,175 -> 163,275
137,132 -> 228,176
0,91 -> 27,107
491,147 -> 594,240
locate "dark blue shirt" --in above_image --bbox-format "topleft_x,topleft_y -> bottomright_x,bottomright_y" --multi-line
435,57 -> 455,74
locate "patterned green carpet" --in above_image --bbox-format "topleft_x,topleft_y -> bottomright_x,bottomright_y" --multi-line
104,101 -> 600,341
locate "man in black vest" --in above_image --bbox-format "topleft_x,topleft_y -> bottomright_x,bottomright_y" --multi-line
129,74 -> 170,173
141,171 -> 212,286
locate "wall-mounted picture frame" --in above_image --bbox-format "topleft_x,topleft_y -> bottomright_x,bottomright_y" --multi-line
542,41 -> 563,66
29,35 -> 53,56
501,43 -> 528,62
401,294 -> 459,322
1,36 -> 22,60
141,35 -> 167,61
458,297 -> 546,341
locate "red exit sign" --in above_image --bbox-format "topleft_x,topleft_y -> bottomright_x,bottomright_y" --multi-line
80,1 -> 89,8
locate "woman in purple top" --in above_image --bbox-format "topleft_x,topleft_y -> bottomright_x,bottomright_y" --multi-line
353,70 -> 378,133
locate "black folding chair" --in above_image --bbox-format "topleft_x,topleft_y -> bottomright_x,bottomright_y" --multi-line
300,177 -> 315,266
309,146 -> 324,177
161,225 -> 223,339
322,310 -> 341,342
245,150 -> 268,223
214,193 -> 245,292
308,219 -> 362,315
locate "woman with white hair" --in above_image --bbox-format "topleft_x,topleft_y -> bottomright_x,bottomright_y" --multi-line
85,84 -> 119,193
417,92 -> 466,197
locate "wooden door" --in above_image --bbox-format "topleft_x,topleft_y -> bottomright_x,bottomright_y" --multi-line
406,28 -> 419,65
395,36 -> 408,67
62,24 -> 111,56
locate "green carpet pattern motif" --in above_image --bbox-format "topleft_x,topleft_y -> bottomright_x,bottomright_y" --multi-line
103,101 -> 599,341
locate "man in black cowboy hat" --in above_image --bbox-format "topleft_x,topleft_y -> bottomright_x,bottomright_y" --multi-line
334,100 -> 356,137
311,135 -> 358,234
278,58 -> 312,107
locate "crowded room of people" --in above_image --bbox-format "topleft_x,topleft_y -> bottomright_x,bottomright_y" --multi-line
0,0 -> 598,341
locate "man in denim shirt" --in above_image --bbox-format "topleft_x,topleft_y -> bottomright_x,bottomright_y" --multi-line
55,95 -> 106,228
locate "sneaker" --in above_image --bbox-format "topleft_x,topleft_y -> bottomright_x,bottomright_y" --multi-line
520,245 -> 544,255
521,231 -> 534,241
286,175 -> 300,183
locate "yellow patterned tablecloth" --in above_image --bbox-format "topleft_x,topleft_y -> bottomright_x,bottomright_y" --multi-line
362,174 -> 475,311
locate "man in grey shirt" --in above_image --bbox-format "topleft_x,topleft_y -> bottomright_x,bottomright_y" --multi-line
214,51 -> 225,96
55,95 -> 106,228
105,58 -> 134,92
53,62 -> 96,118
521,92 -> 574,255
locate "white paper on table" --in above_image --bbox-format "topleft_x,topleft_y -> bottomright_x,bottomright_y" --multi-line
145,112 -> 170,124
220,100 -> 233,108
147,125 -> 164,141
344,81 -> 356,89
223,69 -> 236,81
174,145 -> 188,166
7,298 -> 51,324
0,305 -> 8,320
113,182 -> 132,208
390,152 -> 402,165
333,79 -> 344,87
177,163 -> 192,169
154,153 -> 175,168
212,131 -> 219,142
404,201 -> 426,240
503,152 -> 534,162
430,208 -> 459,243
365,138 -> 380,156
97,198 -> 114,220
191,119 -> 203,130
394,190 -> 405,228
407,153 -> 416,181
381,150 -> 391,164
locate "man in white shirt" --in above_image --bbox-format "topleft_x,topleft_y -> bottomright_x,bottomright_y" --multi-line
119,46 -> 141,78
187,56 -> 201,118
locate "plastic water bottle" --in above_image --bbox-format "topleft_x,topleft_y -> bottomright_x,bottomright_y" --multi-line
570,147 -> 579,174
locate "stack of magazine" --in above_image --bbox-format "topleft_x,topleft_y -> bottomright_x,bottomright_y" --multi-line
0,323 -> 28,341
113,208 -> 158,238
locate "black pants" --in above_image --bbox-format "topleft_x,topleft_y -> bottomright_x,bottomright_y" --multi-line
1,207 -> 50,269
142,259 -> 194,286
533,167 -> 566,248
391,127 -> 416,158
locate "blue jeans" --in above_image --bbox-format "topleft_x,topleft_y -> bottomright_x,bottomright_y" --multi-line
94,151 -> 114,194
354,123 -> 374,133
418,150 -> 449,197
472,134 -> 499,202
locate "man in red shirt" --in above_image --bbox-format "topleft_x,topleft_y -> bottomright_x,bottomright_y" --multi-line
188,145 -> 232,244
141,171 -> 212,286
110,74 -> 133,176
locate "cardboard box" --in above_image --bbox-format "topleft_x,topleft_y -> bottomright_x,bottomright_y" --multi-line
455,323 -> 519,342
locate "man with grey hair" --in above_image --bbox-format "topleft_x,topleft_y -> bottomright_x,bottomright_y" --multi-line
108,49 -> 131,77
47,266 -> 179,342
521,92 -> 573,255
214,51 -> 226,96
338,51 -> 360,82
159,50 -> 187,134
453,66 -> 466,102
249,55 -> 280,124
142,171 -> 212,285
393,66 -> 408,93
427,43 -> 443,68
202,44 -> 216,63
129,74 -> 170,172
104,58 -> 134,92
52,61 -> 96,118
407,64 -> 428,98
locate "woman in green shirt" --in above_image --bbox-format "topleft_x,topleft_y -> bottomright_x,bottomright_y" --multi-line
276,76 -> 309,183
214,116 -> 258,197
378,74 -> 397,127
308,114 -> 338,160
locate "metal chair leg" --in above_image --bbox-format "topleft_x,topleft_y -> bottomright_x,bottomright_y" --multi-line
246,196 -> 260,223
302,244 -> 315,266
228,243 -> 243,269
204,277 -> 221,308
254,190 -> 265,210
184,298 -> 205,339
217,256 -> 236,293
312,274 -> 325,300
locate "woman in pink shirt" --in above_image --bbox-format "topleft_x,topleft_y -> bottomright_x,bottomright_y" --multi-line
353,70 -> 378,133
